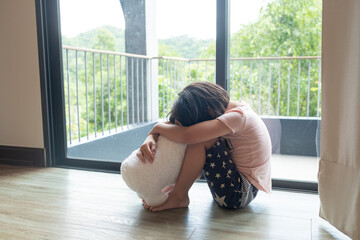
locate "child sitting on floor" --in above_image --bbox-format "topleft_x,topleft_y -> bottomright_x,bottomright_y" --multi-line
137,81 -> 272,211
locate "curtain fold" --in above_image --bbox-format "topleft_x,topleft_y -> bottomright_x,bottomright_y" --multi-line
318,1 -> 360,239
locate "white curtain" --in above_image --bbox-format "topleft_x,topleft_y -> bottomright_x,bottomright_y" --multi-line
318,1 -> 360,239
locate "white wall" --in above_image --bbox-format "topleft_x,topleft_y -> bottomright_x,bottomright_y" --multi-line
0,0 -> 44,148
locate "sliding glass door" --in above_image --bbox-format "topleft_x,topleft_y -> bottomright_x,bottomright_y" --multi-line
229,0 -> 322,188
38,0 -> 321,191
39,0 -> 220,171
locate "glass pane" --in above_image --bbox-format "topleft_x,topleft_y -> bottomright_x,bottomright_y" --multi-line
156,0 -> 216,120
230,0 -> 322,182
59,0 -> 155,162
59,0 -> 215,162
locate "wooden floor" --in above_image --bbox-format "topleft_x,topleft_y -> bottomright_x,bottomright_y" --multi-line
0,165 -> 350,240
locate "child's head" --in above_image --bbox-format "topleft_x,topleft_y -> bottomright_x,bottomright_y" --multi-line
169,81 -> 230,126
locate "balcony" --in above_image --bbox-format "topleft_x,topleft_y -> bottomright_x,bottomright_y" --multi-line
63,46 -> 321,182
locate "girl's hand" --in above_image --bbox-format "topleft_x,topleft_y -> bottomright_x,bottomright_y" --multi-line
137,134 -> 158,163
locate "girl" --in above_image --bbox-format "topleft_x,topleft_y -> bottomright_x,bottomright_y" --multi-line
137,81 -> 271,211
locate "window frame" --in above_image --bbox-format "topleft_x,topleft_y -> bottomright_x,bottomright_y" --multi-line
36,0 -> 318,192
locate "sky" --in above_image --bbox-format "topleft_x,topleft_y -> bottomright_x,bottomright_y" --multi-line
60,0 -> 272,39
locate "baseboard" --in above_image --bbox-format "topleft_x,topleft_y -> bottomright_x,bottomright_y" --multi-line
0,145 -> 46,167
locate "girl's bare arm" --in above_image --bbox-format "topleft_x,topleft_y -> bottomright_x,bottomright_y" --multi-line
149,119 -> 231,144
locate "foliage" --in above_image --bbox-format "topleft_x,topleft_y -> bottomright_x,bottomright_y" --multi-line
62,25 -> 125,52
159,35 -> 214,59
202,0 -> 322,117
63,30 -> 128,141
230,0 -> 322,58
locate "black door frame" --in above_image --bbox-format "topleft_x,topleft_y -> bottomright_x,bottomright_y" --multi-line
35,0 -> 120,172
35,0 -> 232,171
35,0 -> 318,192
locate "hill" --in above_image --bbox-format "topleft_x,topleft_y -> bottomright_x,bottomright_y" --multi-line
62,25 -> 125,52
61,25 -> 213,59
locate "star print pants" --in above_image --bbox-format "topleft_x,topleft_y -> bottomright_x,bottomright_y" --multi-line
202,138 -> 259,209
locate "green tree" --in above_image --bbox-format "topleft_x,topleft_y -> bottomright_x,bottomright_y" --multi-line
91,28 -> 117,51
62,25 -> 125,52
202,0 -> 322,117
63,28 -> 128,141
159,35 -> 214,59
229,0 -> 321,58
158,42 -> 182,57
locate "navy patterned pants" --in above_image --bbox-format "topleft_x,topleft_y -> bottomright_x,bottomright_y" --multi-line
202,138 -> 258,209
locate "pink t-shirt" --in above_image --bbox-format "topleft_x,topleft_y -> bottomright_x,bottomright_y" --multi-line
217,101 -> 272,193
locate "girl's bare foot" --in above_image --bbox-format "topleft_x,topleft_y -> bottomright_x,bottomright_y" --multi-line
149,190 -> 189,212
142,199 -> 151,210
142,185 -> 176,210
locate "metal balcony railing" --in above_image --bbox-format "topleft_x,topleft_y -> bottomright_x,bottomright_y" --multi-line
62,46 -> 321,145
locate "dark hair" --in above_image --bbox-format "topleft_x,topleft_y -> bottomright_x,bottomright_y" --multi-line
169,81 -> 230,126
